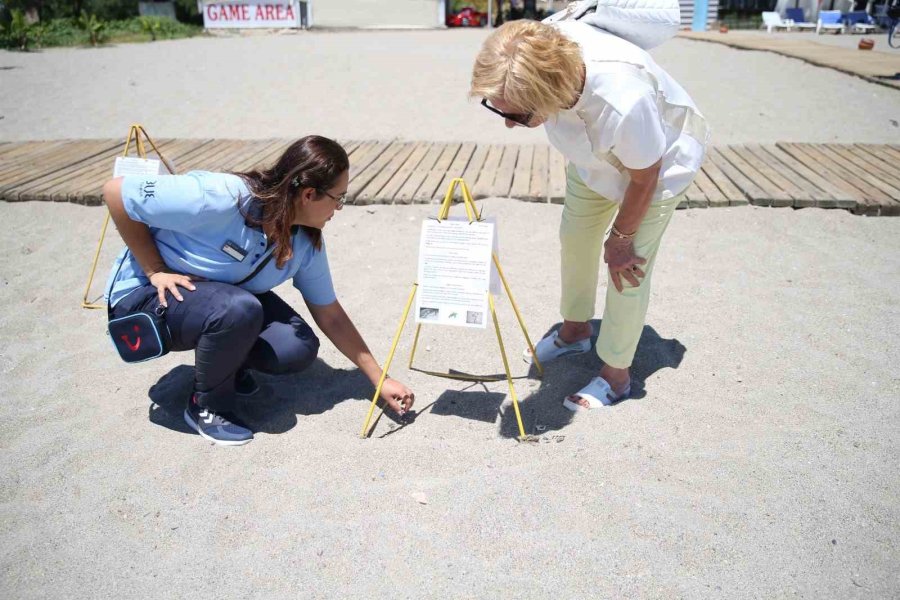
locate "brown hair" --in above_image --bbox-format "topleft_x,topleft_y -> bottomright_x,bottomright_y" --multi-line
236,135 -> 349,268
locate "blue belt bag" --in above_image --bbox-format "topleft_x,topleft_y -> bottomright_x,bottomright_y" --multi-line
108,305 -> 172,363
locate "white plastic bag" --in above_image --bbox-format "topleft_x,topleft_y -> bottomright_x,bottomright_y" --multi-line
543,0 -> 682,50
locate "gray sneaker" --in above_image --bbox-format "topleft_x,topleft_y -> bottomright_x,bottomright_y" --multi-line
184,394 -> 253,446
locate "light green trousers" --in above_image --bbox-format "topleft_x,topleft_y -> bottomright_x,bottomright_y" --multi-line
560,163 -> 680,369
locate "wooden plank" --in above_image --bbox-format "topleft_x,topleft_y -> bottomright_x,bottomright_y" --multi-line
414,143 -> 461,203
348,141 -> 407,203
491,145 -> 518,198
229,139 -> 291,172
718,145 -> 793,206
778,144 -> 879,215
0,140 -> 81,183
529,145 -> 549,202
864,144 -> 900,163
394,144 -> 443,204
749,145 -> 835,206
340,140 -> 363,155
809,144 -> 898,215
1,140 -> 116,196
684,180 -> 708,208
844,145 -> 900,192
850,144 -> 900,180
699,159 -> 747,206
7,140 -> 142,201
459,144 -> 489,196
813,144 -> 900,215
691,167 -> 728,207
200,140 -> 264,172
548,149 -> 566,204
823,144 -> 900,199
707,147 -> 769,205
0,141 -> 38,159
377,142 -> 431,203
176,139 -> 244,172
432,142 -> 475,201
768,143 -> 854,208
0,140 -> 67,166
16,140 -> 133,202
347,141 -> 389,184
472,144 -> 503,199
355,142 -> 417,204
508,144 -> 534,200
740,144 -> 817,207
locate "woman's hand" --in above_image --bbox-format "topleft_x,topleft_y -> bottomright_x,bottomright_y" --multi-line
148,271 -> 197,307
379,378 -> 415,415
603,236 -> 646,293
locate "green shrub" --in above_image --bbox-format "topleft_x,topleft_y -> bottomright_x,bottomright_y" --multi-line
1,13 -> 201,49
76,10 -> 107,46
2,9 -> 34,50
138,15 -> 162,40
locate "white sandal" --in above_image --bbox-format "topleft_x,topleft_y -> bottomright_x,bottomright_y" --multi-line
523,330 -> 591,365
562,376 -> 631,412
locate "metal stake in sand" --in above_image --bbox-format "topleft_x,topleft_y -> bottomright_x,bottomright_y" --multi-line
359,178 -> 542,440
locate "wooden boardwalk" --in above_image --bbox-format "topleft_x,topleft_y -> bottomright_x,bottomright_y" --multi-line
1,139 -> 899,215
679,31 -> 900,90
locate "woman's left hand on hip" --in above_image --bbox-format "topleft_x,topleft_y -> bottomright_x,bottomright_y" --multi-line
603,237 -> 647,293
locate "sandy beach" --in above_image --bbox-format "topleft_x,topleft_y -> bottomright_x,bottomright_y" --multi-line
0,29 -> 898,144
1,28 -> 899,599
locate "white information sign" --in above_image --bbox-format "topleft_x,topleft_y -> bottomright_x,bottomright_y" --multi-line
415,218 -> 496,329
113,156 -> 162,177
202,1 -> 300,29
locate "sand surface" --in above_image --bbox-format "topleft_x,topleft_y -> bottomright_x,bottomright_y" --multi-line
2,27 -> 899,599
1,30 -> 899,145
1,199 -> 898,598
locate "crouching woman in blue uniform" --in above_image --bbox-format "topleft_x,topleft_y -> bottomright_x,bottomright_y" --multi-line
103,135 -> 415,446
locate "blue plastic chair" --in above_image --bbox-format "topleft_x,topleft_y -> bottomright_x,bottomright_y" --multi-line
785,8 -> 817,29
842,11 -> 877,33
817,10 -> 844,33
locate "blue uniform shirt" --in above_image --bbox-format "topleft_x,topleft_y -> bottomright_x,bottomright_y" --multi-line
104,171 -> 337,308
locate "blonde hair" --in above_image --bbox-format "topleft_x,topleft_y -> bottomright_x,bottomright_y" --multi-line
470,20 -> 583,118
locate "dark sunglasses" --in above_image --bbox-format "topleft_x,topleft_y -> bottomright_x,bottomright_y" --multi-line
481,98 -> 533,126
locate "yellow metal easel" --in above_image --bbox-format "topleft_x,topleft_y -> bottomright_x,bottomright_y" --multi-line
81,124 -> 175,309
359,178 -> 544,440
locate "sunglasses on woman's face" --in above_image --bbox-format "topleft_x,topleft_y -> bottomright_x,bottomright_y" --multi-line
481,98 -> 533,127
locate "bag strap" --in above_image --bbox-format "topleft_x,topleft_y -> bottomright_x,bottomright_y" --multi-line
235,249 -> 275,286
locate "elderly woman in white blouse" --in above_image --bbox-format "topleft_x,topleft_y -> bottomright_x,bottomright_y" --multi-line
470,18 -> 708,411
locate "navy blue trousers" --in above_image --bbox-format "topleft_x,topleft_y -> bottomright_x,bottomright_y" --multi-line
111,282 -> 320,410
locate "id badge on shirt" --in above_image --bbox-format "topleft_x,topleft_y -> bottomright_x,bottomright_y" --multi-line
222,240 -> 248,262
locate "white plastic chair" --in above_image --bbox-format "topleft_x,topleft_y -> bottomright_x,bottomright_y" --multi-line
762,11 -> 794,32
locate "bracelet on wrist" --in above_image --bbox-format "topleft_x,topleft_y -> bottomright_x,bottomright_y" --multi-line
610,225 -> 636,240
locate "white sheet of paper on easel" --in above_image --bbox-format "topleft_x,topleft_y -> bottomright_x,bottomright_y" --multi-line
113,156 -> 162,177
415,217 -> 495,329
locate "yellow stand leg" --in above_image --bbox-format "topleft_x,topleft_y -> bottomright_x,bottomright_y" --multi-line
81,124 -> 174,309
488,293 -> 527,440
360,283 -> 419,439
